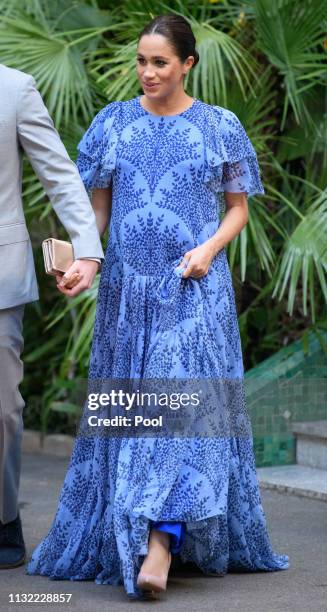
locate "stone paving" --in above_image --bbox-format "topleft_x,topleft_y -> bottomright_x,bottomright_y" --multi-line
0,452 -> 326,612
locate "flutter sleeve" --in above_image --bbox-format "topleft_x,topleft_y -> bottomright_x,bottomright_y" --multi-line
204,106 -> 265,197
76,101 -> 120,193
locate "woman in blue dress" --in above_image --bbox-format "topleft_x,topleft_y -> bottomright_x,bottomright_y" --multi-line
26,14 -> 289,599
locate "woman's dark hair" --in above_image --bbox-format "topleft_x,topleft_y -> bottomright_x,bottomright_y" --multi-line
138,14 -> 199,68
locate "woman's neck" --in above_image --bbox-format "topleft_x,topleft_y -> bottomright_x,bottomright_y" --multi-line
140,91 -> 194,116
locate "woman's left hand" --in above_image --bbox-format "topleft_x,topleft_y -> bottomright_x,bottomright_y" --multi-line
177,241 -> 216,279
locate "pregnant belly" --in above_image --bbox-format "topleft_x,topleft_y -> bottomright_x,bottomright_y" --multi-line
111,206 -> 194,275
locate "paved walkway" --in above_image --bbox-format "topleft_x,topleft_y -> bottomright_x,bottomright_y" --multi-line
1,453 -> 326,612
258,464 -> 327,501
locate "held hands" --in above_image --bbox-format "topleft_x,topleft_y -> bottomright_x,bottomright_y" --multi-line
177,240 -> 217,279
55,259 -> 99,297
54,241 -> 216,296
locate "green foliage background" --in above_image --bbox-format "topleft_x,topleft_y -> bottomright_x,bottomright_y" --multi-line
0,0 -> 326,434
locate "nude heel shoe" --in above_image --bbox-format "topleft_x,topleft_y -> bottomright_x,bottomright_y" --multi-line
137,551 -> 172,592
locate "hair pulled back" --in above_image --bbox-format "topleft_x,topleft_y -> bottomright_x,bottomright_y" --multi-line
138,14 -> 199,68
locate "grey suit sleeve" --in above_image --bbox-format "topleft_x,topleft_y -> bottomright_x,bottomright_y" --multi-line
16,75 -> 104,261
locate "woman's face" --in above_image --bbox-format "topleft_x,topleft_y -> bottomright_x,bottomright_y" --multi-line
136,34 -> 194,99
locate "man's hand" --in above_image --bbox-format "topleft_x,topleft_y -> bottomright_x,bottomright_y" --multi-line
176,241 -> 216,279
55,259 -> 99,297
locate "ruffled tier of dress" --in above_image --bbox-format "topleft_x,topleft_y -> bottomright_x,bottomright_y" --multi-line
26,433 -> 289,599
26,260 -> 289,598
88,251 -> 245,381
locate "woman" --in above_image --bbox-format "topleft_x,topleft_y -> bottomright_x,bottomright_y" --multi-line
26,14 -> 289,599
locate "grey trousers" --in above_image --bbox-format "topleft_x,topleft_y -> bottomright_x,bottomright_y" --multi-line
0,304 -> 25,524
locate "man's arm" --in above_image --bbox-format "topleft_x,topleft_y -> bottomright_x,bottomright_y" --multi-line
16,75 -> 104,262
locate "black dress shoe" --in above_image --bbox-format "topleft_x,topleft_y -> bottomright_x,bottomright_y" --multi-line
0,512 -> 26,569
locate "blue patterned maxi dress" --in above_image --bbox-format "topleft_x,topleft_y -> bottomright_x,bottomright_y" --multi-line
26,96 -> 289,597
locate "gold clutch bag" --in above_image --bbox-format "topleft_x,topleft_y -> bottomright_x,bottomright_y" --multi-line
42,238 -> 74,276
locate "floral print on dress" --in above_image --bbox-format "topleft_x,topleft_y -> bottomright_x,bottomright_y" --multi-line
26,97 -> 288,599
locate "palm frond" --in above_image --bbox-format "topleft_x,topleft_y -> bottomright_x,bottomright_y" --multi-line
0,13 -> 108,124
89,38 -> 141,101
272,189 -> 327,321
185,19 -> 257,105
255,0 -> 326,130
228,198 -> 277,280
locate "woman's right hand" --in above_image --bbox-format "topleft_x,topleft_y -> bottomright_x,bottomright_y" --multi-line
177,241 -> 216,279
